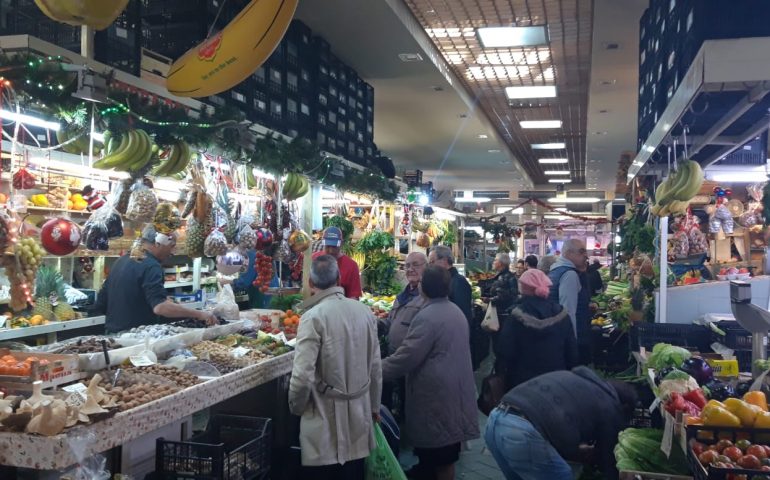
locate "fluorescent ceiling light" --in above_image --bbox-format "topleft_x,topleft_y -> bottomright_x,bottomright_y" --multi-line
548,179 -> 571,183
477,26 -> 548,48
706,172 -> 768,183
547,197 -> 601,203
477,134 -> 489,139
495,206 -> 524,214
520,120 -> 562,129
532,142 -> 565,149
644,145 -> 656,153
544,170 -> 570,175
538,158 -> 568,164
0,109 -> 60,131
455,197 -> 491,203
505,85 -> 557,99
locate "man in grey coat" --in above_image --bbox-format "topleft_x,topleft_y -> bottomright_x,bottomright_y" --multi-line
289,255 -> 382,480
383,265 -> 480,480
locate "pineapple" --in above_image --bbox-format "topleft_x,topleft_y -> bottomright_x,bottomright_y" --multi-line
34,266 -> 77,321
32,266 -> 57,321
185,217 -> 208,258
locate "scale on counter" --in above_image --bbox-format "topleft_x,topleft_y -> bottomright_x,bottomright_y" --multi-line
730,281 -> 770,377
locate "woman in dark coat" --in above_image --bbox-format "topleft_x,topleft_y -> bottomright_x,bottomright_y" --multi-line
496,268 -> 578,390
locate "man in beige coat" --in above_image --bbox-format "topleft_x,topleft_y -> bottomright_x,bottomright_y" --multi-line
289,255 -> 382,479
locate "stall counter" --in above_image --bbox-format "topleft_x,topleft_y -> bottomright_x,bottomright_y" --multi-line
0,351 -> 294,470
655,276 -> 770,324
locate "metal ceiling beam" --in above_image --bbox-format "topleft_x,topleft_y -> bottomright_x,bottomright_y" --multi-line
688,82 -> 770,157
701,114 -> 770,167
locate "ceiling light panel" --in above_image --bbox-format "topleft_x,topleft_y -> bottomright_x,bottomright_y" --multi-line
505,85 -> 557,99
544,170 -> 570,175
532,143 -> 565,149
520,120 -> 562,129
538,158 -> 569,164
404,0 -> 592,185
477,26 -> 549,48
548,179 -> 571,183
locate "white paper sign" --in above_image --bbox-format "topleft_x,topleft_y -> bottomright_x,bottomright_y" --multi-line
62,382 -> 87,395
660,412 -> 674,458
648,397 -> 661,414
129,355 -> 156,367
231,347 -> 251,358
64,392 -> 85,407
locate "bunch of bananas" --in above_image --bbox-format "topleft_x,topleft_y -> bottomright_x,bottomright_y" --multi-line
34,0 -> 128,30
152,141 -> 193,177
351,252 -> 366,270
282,172 -> 309,201
650,160 -> 704,217
245,166 -> 258,189
93,129 -> 156,172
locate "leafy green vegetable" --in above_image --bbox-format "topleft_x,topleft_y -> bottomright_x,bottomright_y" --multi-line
269,294 -> 303,312
355,231 -> 394,253
646,343 -> 691,371
614,428 -> 690,475
663,368 -> 690,381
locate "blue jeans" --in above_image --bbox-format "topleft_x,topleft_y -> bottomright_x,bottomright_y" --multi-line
484,408 -> 573,480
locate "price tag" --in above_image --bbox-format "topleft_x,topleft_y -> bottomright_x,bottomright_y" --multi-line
64,392 -> 85,407
648,397 -> 661,413
661,412 -> 674,458
231,347 -> 251,358
62,382 -> 87,396
129,355 -> 155,367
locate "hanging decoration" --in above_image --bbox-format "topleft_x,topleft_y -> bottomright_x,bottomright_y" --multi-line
166,0 -> 298,98
709,186 -> 734,234
40,217 -> 81,256
33,0 -> 129,30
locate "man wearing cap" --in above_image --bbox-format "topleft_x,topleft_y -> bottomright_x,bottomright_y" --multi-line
312,226 -> 362,299
97,225 -> 218,333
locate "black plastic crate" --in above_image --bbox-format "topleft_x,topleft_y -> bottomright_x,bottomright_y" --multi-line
711,321 -> 756,350
156,415 -> 271,480
629,323 -> 712,352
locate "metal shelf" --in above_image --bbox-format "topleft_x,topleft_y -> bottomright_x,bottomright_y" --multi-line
629,37 -> 770,181
0,315 -> 105,341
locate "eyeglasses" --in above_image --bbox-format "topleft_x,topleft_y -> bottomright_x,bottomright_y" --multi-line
405,262 -> 426,270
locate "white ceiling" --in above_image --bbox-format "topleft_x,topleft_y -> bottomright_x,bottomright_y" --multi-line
585,0 -> 648,194
296,0 -> 648,197
295,0 -> 531,194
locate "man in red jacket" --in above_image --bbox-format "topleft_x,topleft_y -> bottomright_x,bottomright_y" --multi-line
312,227 -> 362,299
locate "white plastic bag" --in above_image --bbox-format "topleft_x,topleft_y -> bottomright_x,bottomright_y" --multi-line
481,303 -> 500,333
212,284 -> 239,320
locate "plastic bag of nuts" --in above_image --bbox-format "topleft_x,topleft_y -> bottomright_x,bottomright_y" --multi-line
125,181 -> 159,223
203,229 -> 228,257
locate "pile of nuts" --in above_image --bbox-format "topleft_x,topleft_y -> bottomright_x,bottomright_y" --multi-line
49,337 -> 119,354
121,324 -> 190,340
125,188 -> 158,222
191,341 -> 251,374
96,375 -> 181,411
126,365 -> 201,388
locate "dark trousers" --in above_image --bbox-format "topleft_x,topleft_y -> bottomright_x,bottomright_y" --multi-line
302,458 -> 365,480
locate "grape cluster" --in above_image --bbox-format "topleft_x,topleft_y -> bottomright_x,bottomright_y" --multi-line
16,238 -> 44,282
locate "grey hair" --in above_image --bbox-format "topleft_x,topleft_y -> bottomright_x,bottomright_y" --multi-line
311,255 -> 340,289
563,238 -> 585,254
538,255 -> 556,273
432,245 -> 453,265
495,252 -> 511,267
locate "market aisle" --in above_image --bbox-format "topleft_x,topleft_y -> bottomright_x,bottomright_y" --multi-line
398,354 -> 505,479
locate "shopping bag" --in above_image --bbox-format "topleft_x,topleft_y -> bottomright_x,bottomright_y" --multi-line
480,303 -> 500,333
365,423 -> 407,480
477,368 -> 506,416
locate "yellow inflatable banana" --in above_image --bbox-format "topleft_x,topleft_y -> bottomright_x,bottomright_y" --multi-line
34,0 -> 129,30
166,0 -> 298,98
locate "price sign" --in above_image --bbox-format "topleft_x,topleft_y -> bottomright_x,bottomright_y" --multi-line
64,392 -> 85,407
129,355 -> 155,367
231,347 -> 251,358
62,382 -> 87,395
660,411 -> 674,458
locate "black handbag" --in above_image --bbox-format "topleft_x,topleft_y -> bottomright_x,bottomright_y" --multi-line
477,368 -> 506,416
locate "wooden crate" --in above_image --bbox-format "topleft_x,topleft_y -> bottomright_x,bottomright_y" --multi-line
0,347 -> 81,390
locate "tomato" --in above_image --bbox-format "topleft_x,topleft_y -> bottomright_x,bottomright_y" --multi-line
761,465 -> 770,471
739,455 -> 762,470
764,446 -> 770,459
748,446 -> 768,460
718,440 -> 736,453
700,450 -> 720,465
737,440 -> 754,452
725,446 -> 744,462
709,445 -> 721,452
